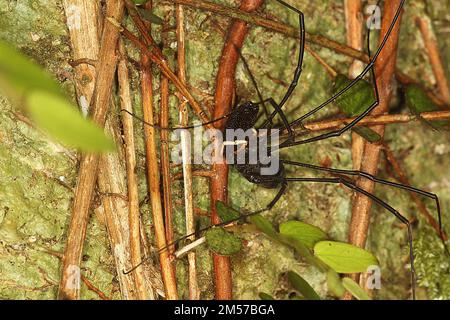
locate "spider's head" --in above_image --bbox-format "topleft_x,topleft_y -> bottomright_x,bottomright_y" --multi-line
225,101 -> 259,132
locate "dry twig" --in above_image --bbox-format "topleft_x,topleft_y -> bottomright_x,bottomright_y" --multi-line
176,4 -> 200,300
139,0 -> 178,300
346,0 -> 403,297
416,16 -> 450,106
58,0 -> 125,300
211,0 -> 264,300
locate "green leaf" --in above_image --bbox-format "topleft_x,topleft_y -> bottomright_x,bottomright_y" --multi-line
287,271 -> 320,300
258,292 -> 275,300
132,0 -> 148,5
342,278 -> 371,300
205,227 -> 242,256
249,215 -> 280,241
0,41 -> 61,100
26,91 -> 116,152
352,126 -> 382,143
314,241 -> 379,274
216,201 -> 240,224
406,84 -> 439,113
138,8 -> 164,25
333,74 -> 375,116
279,221 -> 327,249
0,41 -> 115,153
406,84 -> 449,127
326,269 -> 345,298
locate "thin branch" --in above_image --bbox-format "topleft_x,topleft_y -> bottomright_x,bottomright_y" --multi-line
80,277 -> 111,300
347,0 -> 404,297
172,0 -> 366,61
121,1 -> 212,127
42,249 -> 110,300
139,0 -> 178,300
291,110 -> 450,134
305,46 -> 337,78
174,237 -> 207,259
416,16 -> 450,105
211,0 -> 264,300
173,169 -> 217,180
160,17 -> 176,260
171,0 -> 447,108
176,4 -> 200,300
58,0 -> 125,300
344,0 -> 365,177
118,41 -> 153,300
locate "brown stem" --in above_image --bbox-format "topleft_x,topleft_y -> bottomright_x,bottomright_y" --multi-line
416,16 -> 450,105
291,110 -> 450,133
176,4 -> 200,300
346,0 -> 403,297
58,0 -> 125,300
172,0 -> 366,61
140,0 -> 178,300
344,0 -> 364,79
343,2 -> 365,297
160,19 -> 176,259
124,0 -> 165,60
171,0 -> 447,108
80,276 -> 111,300
344,0 -> 365,175
173,170 -> 217,180
211,0 -> 264,300
121,27 -> 212,126
44,249 -> 110,300
118,41 -> 153,300
305,46 -> 337,78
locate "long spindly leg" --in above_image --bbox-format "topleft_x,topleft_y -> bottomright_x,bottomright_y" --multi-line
123,183 -> 288,274
261,0 -> 306,128
284,176 -> 416,300
121,108 -> 236,131
280,0 -> 406,148
282,160 -> 447,247
201,182 -> 288,230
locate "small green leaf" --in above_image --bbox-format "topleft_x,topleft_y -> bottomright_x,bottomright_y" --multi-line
333,74 -> 375,116
287,271 -> 320,300
406,84 -> 449,127
26,91 -> 116,152
326,269 -> 345,298
342,278 -> 371,300
138,8 -> 164,25
132,0 -> 148,5
314,241 -> 379,273
216,201 -> 240,224
406,84 -> 439,113
249,215 -> 280,241
258,292 -> 275,300
279,221 -> 327,249
0,41 -> 61,100
205,227 -> 242,256
352,126 -> 381,143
